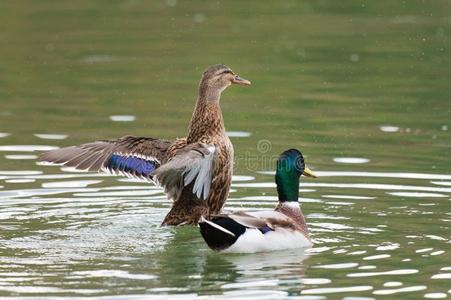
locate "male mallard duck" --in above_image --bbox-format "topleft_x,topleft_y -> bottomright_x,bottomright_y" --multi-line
199,149 -> 316,253
39,64 -> 251,226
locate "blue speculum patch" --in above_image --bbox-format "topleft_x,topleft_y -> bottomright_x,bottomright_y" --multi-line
106,154 -> 157,177
258,225 -> 273,234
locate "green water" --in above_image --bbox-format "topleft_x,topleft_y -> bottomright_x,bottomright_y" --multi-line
0,1 -> 450,299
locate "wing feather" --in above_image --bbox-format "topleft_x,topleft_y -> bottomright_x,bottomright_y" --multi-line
39,136 -> 172,180
152,143 -> 216,201
213,210 -> 296,232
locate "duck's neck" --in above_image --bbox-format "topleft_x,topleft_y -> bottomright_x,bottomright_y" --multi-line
275,173 -> 309,237
187,86 -> 225,142
276,201 -> 309,238
275,173 -> 299,202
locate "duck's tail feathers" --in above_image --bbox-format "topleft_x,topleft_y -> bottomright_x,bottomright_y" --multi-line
199,216 -> 247,251
199,216 -> 235,237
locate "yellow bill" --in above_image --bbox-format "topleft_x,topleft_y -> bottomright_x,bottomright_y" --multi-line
303,166 -> 317,178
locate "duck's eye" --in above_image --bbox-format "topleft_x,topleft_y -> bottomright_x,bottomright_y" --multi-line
221,70 -> 233,75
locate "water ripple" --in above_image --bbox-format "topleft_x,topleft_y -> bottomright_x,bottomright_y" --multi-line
301,286 -> 373,295
72,270 -> 157,280
34,134 -> 68,140
41,180 -> 103,188
347,269 -> 418,277
4,155 -> 38,160
110,115 -> 136,122
313,263 -> 359,269
0,145 -> 59,152
372,285 -> 427,295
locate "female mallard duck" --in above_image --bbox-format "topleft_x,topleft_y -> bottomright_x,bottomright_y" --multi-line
39,64 -> 251,226
199,149 -> 317,253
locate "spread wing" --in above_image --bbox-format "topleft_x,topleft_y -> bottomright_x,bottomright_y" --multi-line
38,135 -> 172,181
152,143 -> 216,201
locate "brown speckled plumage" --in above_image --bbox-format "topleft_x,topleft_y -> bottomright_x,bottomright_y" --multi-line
39,64 -> 250,226
162,68 -> 235,225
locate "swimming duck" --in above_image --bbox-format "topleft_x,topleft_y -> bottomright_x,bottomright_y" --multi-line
199,149 -> 316,253
39,64 -> 251,226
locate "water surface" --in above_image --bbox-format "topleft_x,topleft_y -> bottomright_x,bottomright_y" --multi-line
0,1 -> 450,299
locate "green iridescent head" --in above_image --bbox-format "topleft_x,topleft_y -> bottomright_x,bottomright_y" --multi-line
275,149 -> 316,202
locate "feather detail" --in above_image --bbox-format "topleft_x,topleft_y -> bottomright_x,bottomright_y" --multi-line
153,144 -> 216,201
38,136 -> 171,181
199,216 -> 235,237
103,153 -> 159,180
186,146 -> 215,199
224,212 -> 270,229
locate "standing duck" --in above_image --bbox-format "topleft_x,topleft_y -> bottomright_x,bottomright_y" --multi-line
199,149 -> 316,253
39,64 -> 251,226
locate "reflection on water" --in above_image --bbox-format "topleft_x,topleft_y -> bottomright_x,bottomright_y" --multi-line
33,134 -> 68,140
380,126 -> 400,133
333,157 -> 370,164
5,155 -> 38,160
109,115 -> 136,122
226,131 -> 252,138
0,145 -> 59,152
